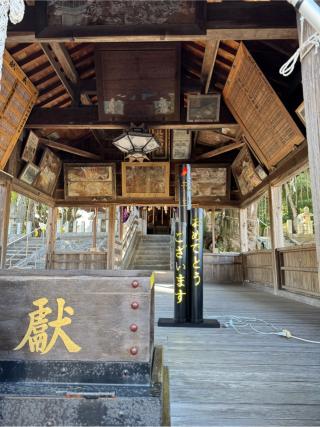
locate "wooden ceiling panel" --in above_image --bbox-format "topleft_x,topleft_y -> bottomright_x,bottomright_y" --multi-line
223,42 -> 304,170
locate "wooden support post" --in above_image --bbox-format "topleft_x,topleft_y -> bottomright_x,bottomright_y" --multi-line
211,209 -> 216,253
268,185 -> 283,293
119,207 -> 124,241
45,207 -> 57,269
0,182 -> 11,269
92,208 -> 98,250
299,17 -> 320,289
107,205 -> 116,269
239,208 -> 248,253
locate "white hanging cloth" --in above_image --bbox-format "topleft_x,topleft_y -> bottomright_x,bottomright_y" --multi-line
0,0 -> 25,79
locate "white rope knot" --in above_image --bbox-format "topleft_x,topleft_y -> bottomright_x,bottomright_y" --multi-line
280,16 -> 320,77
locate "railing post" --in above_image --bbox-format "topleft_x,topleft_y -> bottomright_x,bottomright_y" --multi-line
0,181 -> 11,269
239,208 -> 248,253
46,207 -> 57,269
107,205 -> 116,269
268,184 -> 283,293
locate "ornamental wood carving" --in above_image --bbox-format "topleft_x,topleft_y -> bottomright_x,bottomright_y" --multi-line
223,43 -> 304,170
0,50 -> 38,170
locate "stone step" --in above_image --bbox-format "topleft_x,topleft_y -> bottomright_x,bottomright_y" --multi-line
133,253 -> 170,258
141,235 -> 170,239
133,261 -> 170,270
134,253 -> 170,259
138,242 -> 171,246
130,265 -> 170,271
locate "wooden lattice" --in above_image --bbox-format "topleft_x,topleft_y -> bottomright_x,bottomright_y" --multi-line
223,43 -> 304,170
0,50 -> 38,170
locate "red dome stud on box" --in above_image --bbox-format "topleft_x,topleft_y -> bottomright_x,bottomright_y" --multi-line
130,323 -> 138,332
131,301 -> 139,310
130,346 -> 138,356
131,280 -> 139,289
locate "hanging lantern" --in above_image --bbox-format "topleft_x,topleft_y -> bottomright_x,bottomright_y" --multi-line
113,124 -> 160,162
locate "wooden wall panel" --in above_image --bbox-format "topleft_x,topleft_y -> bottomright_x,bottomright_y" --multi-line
278,245 -> 319,296
243,250 -> 273,287
0,50 -> 38,170
223,43 -> 304,170
204,253 -> 243,283
95,43 -> 180,122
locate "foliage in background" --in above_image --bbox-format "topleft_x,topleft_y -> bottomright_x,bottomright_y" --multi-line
282,169 -> 312,232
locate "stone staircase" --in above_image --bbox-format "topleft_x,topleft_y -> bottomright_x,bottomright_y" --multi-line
130,234 -> 171,271
6,237 -> 46,269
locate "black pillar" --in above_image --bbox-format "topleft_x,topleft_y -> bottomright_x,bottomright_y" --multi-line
189,208 -> 204,323
158,165 -> 219,329
174,221 -> 188,323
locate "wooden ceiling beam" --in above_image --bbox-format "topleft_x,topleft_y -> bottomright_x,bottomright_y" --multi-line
196,141 -> 244,160
49,42 -> 78,84
26,106 -> 238,129
39,137 -> 101,160
40,43 -> 75,101
201,40 -> 220,94
7,2 -> 297,43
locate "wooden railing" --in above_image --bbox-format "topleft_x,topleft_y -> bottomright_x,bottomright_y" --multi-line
243,245 -> 319,296
277,244 -> 319,296
204,253 -> 243,283
115,212 -> 140,269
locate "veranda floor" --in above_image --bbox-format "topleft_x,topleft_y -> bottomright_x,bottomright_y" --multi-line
155,282 -> 320,426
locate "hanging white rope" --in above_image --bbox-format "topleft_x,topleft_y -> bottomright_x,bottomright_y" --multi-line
0,0 -> 25,80
280,16 -> 320,77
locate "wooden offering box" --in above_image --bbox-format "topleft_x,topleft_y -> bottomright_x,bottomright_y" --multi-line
0,270 -> 168,426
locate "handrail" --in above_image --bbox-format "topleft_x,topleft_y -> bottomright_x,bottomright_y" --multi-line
8,226 -> 43,247
6,227 -> 46,269
121,210 -> 140,263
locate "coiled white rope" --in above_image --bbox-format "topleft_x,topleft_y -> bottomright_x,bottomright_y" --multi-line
218,315 -> 320,344
279,16 -> 320,77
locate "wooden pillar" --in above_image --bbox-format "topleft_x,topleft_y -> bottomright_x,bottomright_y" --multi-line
119,207 -> 124,241
268,185 -> 283,293
45,207 -> 57,269
92,208 -> 98,250
270,185 -> 284,249
299,17 -> 320,288
239,208 -> 248,253
107,205 -> 116,269
0,181 -> 11,269
211,209 -> 216,253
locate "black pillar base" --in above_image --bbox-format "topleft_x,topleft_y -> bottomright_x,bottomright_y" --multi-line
158,318 -> 220,328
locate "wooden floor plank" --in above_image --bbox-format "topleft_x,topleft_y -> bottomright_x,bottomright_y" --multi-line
155,282 -> 320,426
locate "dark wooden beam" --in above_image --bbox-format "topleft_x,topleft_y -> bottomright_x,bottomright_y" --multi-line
7,2 -> 297,42
39,137 -> 101,160
54,196 -> 240,209
49,42 -> 78,84
196,141 -> 244,160
26,106 -> 238,130
201,40 -> 219,94
40,43 -> 75,101
206,1 -> 297,40
240,141 -> 308,208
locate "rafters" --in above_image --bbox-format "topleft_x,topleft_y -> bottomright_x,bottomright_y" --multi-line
40,43 -> 75,101
39,137 -> 101,160
196,141 -> 244,161
201,40 -> 219,94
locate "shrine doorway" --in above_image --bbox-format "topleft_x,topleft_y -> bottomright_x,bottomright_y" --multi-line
147,207 -> 172,235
